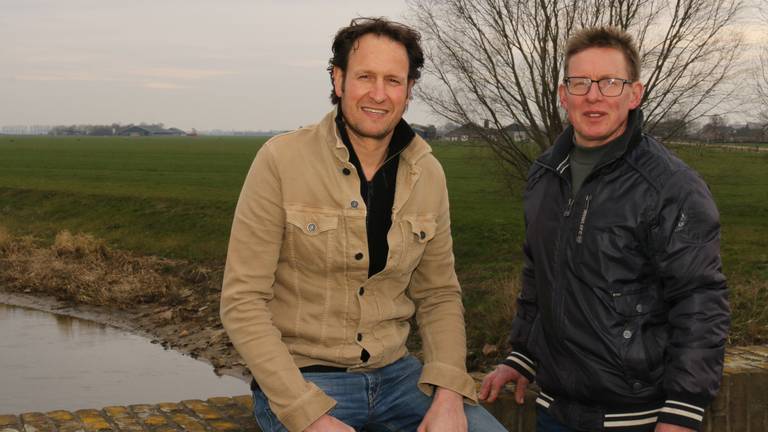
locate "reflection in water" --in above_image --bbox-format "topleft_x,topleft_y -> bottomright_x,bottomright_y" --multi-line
0,303 -> 248,413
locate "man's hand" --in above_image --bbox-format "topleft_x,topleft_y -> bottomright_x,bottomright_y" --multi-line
417,387 -> 467,432
654,423 -> 695,432
304,414 -> 355,432
479,364 -> 529,404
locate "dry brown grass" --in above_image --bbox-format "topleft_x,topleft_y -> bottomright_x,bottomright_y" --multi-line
460,273 -> 521,369
0,225 -> 10,251
0,229 -> 201,307
53,230 -> 108,258
729,278 -> 768,345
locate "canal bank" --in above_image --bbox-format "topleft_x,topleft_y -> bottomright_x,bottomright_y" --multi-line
0,231 -> 250,384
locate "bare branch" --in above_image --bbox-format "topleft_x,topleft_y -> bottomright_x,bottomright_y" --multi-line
408,0 -> 744,180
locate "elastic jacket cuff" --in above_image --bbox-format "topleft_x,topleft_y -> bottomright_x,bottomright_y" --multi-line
275,382 -> 337,432
503,351 -> 536,382
656,398 -> 707,431
419,361 -> 478,404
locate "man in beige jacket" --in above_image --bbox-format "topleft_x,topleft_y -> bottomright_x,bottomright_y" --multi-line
220,17 -> 507,432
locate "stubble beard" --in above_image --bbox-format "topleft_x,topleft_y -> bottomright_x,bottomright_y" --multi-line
343,115 -> 395,141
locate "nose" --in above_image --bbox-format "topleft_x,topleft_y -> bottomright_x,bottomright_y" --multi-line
369,79 -> 386,103
585,81 -> 602,101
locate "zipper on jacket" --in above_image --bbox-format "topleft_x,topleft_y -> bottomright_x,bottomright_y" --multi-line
575,194 -> 592,244
563,198 -> 575,217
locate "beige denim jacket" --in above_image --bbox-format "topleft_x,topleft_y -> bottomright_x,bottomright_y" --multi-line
220,110 -> 476,432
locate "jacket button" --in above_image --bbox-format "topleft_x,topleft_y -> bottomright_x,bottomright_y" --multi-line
342,168 -> 351,175
351,200 -> 359,208
632,381 -> 642,391
635,304 -> 643,313
357,333 -> 363,342
307,223 -> 317,233
355,252 -> 364,260
623,329 -> 633,339
419,231 -> 426,240
359,287 -> 365,296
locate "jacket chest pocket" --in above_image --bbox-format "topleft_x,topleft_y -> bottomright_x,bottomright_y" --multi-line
285,209 -> 340,271
398,217 -> 437,273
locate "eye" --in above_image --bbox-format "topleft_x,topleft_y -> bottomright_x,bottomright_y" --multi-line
388,78 -> 402,85
571,79 -> 588,89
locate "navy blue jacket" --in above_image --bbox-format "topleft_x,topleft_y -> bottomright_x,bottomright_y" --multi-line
505,110 -> 729,431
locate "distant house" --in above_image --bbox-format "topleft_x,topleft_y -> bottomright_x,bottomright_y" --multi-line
650,118 -> 689,140
732,122 -> 767,143
443,122 -> 484,142
502,123 -> 527,142
411,123 -> 437,139
699,123 -> 737,142
118,125 -> 186,137
444,120 -> 528,142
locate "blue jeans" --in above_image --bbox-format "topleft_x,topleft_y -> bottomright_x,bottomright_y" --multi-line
252,355 -> 508,432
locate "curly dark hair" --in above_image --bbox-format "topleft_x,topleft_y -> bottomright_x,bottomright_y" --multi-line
328,17 -> 424,105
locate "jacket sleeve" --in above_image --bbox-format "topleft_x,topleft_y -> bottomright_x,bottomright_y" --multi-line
503,217 -> 538,382
220,142 -> 335,432
652,169 -> 729,430
407,164 -> 478,404
503,167 -> 541,383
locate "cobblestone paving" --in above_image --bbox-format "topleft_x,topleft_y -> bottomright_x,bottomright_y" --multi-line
0,396 -> 260,432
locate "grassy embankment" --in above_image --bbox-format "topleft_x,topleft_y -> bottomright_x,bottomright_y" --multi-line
0,136 -> 765,359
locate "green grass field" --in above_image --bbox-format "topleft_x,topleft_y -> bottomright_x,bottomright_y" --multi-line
0,136 -> 765,349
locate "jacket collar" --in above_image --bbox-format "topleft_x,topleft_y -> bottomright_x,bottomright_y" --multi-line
539,109 -> 644,172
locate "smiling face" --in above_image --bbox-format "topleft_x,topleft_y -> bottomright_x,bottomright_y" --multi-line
333,33 -> 412,146
559,47 -> 644,148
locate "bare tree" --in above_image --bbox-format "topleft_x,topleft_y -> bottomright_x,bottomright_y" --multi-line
757,6 -> 768,123
408,0 -> 744,178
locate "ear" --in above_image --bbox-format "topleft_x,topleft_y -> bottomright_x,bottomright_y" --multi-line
628,81 -> 644,109
558,83 -> 568,110
407,80 -> 415,100
332,66 -> 344,99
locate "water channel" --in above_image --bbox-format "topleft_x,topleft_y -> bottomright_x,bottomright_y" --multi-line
0,303 -> 248,413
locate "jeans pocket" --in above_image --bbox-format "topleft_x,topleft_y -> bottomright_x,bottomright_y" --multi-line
252,389 -> 286,432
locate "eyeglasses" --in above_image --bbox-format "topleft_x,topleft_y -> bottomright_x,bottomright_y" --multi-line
563,77 -> 633,97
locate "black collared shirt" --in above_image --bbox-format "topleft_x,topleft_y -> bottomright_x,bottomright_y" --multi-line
335,109 -> 414,277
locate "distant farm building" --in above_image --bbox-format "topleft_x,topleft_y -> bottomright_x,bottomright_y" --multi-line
118,125 -> 186,137
444,123 -> 485,142
444,120 -> 527,142
411,123 -> 437,139
502,123 -> 527,142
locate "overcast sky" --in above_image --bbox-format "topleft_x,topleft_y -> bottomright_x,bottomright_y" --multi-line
2,1 -> 765,131
0,0 -> 437,131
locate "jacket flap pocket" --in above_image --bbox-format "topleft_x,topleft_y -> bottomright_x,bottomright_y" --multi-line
286,210 -> 338,236
404,217 -> 437,244
612,287 -> 657,317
